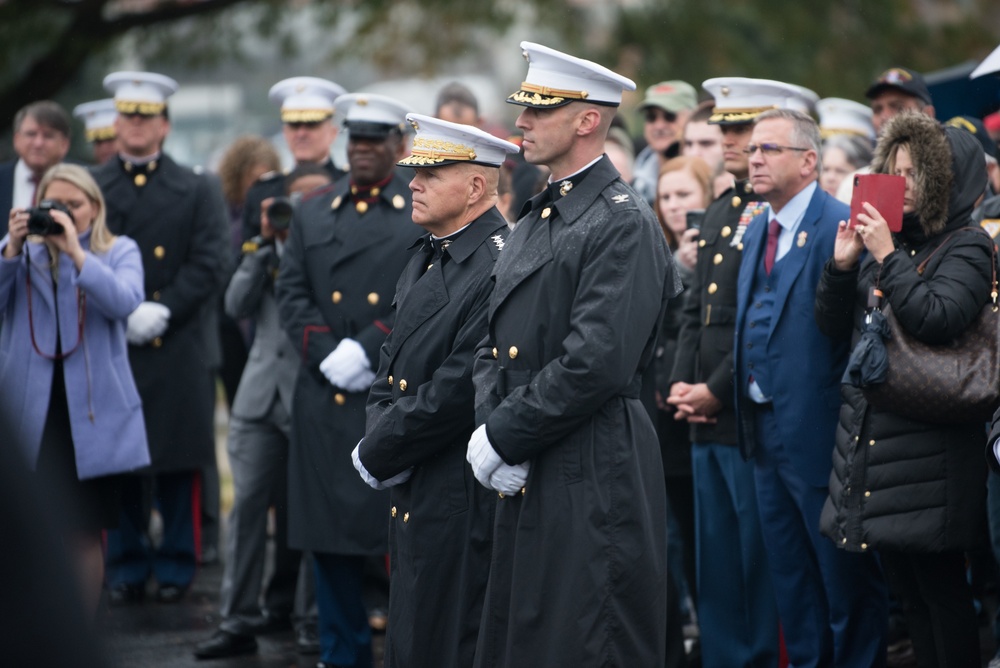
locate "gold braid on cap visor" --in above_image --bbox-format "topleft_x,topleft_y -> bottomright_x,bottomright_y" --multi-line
115,100 -> 166,115
508,82 -> 590,106
280,109 -> 333,123
709,105 -> 778,124
819,127 -> 871,139
398,137 -> 477,166
86,127 -> 117,142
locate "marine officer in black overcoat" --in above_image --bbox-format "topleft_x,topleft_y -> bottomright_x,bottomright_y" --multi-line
275,92 -> 420,668
466,42 -> 681,667
95,71 -> 229,604
241,76 -> 347,242
353,113 -> 519,667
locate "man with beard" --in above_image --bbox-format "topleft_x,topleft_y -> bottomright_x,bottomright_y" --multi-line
276,92 -> 420,668
353,113 -> 518,667
467,42 -> 681,666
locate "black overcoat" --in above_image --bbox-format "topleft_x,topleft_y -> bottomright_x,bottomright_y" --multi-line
94,155 -> 229,472
473,156 -> 681,667
276,172 -> 420,554
360,208 -> 507,668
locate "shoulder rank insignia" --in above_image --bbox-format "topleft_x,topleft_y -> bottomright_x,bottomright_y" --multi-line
491,234 -> 505,250
612,193 -> 630,204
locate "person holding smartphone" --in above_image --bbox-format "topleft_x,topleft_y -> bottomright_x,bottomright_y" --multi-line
819,112 -> 991,668
1,163 -> 149,615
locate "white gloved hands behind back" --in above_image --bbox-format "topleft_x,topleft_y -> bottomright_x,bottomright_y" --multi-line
126,301 -> 171,345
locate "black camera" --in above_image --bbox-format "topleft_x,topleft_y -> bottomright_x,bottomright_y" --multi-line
26,200 -> 73,236
685,209 -> 705,231
266,193 -> 302,232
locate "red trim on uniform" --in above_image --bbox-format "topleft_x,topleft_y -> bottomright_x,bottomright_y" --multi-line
374,320 -> 391,336
302,324 -> 331,363
302,182 -> 337,202
191,470 -> 203,562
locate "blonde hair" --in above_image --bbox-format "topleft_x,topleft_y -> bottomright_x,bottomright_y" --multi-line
656,156 -> 713,247
36,163 -> 116,256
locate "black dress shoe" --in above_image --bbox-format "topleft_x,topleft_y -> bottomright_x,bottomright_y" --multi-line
193,630 -> 257,659
107,583 -> 144,607
297,624 -> 320,655
155,584 -> 186,603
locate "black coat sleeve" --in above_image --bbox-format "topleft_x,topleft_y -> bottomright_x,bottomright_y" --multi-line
814,258 -> 861,341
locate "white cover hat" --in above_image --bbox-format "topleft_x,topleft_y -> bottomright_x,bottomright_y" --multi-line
399,113 -> 520,168
507,41 -> 636,108
268,76 -> 347,123
702,77 -> 819,125
73,99 -> 118,142
334,93 -> 412,137
816,97 -> 875,140
103,71 -> 178,115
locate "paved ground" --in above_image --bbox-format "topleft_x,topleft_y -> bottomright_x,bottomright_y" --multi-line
98,561 -> 385,668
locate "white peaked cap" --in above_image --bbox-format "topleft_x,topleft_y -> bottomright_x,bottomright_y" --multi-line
103,71 -> 178,115
399,113 -> 520,168
507,41 -> 636,108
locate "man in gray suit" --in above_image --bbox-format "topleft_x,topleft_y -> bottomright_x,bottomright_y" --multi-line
194,165 -> 332,660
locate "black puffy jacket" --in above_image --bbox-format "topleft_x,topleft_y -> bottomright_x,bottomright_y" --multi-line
816,113 -> 992,553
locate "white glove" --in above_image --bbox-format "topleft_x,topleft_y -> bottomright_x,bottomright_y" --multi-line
126,301 -> 171,345
319,338 -> 371,387
467,424 -> 503,490
352,441 -> 412,490
340,368 -> 376,393
489,462 -> 531,495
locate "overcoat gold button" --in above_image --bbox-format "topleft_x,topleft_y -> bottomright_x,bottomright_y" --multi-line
864,491 -> 871,497
403,512 -> 410,523
492,347 -> 498,359
367,292 -> 379,305
370,187 -> 381,197
152,291 -> 161,301
154,245 -> 165,260
737,243 -> 744,251
869,439 -> 876,446
498,492 -> 505,499
698,239 -> 707,248
508,346 -> 518,359
334,393 -> 346,405
388,375 -> 393,386
332,291 -> 342,304
707,283 -> 718,294
399,379 -> 408,391
356,201 -> 369,214
731,196 -> 741,208
861,543 -> 868,550
391,506 -> 397,518
521,487 -> 526,495
721,226 -> 732,238
134,173 -> 147,187
713,253 -> 723,265
152,337 -> 162,348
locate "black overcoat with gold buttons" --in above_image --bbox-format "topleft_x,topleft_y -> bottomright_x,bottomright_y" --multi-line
472,156 -> 682,667
359,208 -> 506,668
670,179 -> 763,445
94,154 -> 229,472
275,171 -> 420,554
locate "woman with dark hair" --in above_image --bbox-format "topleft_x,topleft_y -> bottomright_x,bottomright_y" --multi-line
816,112 -> 991,667
2,163 -> 149,615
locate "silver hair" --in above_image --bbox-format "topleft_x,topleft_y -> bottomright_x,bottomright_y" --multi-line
755,108 -> 822,156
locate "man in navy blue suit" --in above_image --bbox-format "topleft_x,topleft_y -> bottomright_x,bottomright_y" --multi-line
734,108 -> 888,667
0,101 -> 71,235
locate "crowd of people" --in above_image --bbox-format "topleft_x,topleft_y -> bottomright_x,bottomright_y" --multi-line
3,40 -> 1000,668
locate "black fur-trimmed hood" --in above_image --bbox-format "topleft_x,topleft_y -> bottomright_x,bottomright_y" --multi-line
871,112 -> 952,237
871,112 -> 987,239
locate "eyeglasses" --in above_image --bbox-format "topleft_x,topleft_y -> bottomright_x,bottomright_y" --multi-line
644,108 -> 678,124
743,143 -> 810,156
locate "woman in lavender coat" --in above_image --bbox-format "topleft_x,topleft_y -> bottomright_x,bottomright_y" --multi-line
1,163 -> 150,614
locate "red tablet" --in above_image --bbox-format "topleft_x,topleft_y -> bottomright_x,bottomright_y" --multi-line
850,173 -> 905,233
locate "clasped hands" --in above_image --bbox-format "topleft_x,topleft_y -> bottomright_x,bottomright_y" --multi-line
466,424 -> 530,494
665,382 -> 721,423
320,338 -> 376,392
127,302 -> 171,345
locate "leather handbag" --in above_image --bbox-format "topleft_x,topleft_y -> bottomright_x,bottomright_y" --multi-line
862,227 -> 1000,424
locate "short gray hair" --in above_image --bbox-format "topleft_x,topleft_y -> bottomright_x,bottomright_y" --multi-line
822,134 -> 873,170
755,108 -> 821,156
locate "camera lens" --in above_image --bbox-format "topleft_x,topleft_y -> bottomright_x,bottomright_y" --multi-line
267,197 -> 294,232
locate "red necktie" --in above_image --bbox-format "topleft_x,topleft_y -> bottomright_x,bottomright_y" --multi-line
29,175 -> 39,206
764,218 -> 781,275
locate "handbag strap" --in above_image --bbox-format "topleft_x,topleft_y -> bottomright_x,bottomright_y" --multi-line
879,226 -> 998,312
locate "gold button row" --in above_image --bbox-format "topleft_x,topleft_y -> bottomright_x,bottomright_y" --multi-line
330,291 -> 380,305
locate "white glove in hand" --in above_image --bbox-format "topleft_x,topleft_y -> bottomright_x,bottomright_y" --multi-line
352,441 -> 412,490
126,301 -> 171,345
319,338 -> 370,387
489,462 -> 531,494
340,368 -> 376,393
467,424 -> 503,489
